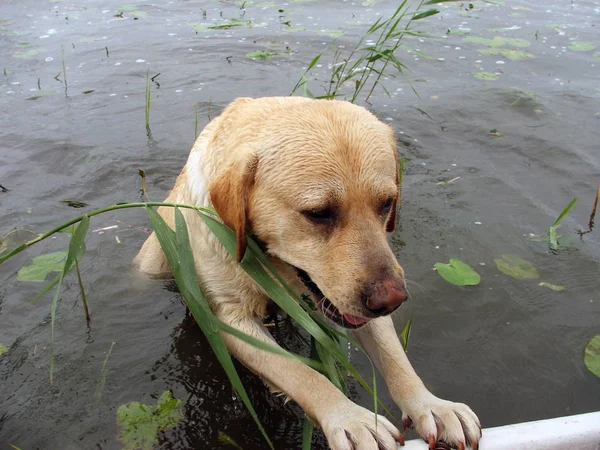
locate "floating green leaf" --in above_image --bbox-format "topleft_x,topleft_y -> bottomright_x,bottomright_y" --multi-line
477,48 -> 534,60
246,50 -> 277,60
594,52 -> 600,59
434,259 -> 481,286
538,282 -> 565,292
117,390 -> 183,450
17,251 -> 67,282
464,36 -> 530,48
568,41 -> 596,52
463,36 -> 495,46
0,344 -> 8,355
11,48 -> 40,59
584,335 -> 600,378
473,71 -> 499,81
494,254 -> 539,279
448,28 -> 471,35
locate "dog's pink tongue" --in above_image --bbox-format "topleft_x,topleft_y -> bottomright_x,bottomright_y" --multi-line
343,314 -> 371,326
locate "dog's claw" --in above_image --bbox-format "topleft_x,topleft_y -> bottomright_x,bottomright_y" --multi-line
457,442 -> 465,450
402,416 -> 413,430
397,433 -> 405,446
427,435 -> 436,450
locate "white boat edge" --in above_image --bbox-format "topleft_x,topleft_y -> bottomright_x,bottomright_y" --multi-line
402,410 -> 600,449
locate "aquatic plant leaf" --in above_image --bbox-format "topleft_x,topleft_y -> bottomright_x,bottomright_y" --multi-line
477,47 -> 501,56
447,28 -> 471,35
551,198 -> 577,228
494,254 -> 539,279
538,282 -> 565,292
399,317 -> 412,351
584,335 -> 600,378
465,36 -> 530,48
246,50 -> 276,60
434,259 -> 481,286
502,37 -> 530,48
473,71 -> 499,81
218,431 -> 243,449
302,415 -> 314,450
149,207 -> 275,448
26,89 -> 56,100
17,251 -> 67,282
49,215 -> 89,384
117,390 -> 183,450
549,198 -> 577,251
413,9 -> 439,20
594,52 -> 600,60
500,49 -> 534,60
11,48 -> 39,59
0,344 -> 8,355
568,41 -> 596,52
463,36 -> 495,46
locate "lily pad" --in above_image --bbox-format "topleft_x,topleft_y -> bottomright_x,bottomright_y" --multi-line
473,71 -> 499,81
12,48 -> 40,59
0,344 -> 8,355
584,335 -> 600,378
494,254 -> 540,280
464,36 -> 530,48
117,390 -> 183,450
17,251 -> 68,282
568,41 -> 596,52
448,28 -> 471,35
247,50 -> 277,60
434,258 -> 481,286
500,49 -> 534,60
463,36 -> 495,46
538,282 -> 565,292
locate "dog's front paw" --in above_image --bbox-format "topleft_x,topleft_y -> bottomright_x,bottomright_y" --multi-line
320,400 -> 404,450
399,391 -> 481,450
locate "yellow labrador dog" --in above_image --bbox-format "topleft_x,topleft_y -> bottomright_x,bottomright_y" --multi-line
135,97 -> 481,450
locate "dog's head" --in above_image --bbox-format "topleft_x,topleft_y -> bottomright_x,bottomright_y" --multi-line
209,98 -> 407,328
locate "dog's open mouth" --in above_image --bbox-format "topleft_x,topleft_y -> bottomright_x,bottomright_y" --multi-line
296,269 -> 371,329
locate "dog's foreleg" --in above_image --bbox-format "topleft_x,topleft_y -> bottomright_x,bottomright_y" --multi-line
214,307 -> 403,450
352,316 -> 482,450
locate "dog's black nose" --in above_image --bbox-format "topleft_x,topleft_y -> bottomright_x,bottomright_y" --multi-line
364,279 -> 408,316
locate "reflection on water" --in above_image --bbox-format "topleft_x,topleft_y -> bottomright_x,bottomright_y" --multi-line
1,0 -> 599,448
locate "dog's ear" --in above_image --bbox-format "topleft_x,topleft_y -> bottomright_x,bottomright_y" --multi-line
386,141 -> 400,233
209,151 -> 258,262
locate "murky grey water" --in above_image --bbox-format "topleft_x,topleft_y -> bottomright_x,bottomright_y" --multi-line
1,0 -> 599,448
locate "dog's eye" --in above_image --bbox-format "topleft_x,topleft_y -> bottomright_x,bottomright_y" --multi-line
380,197 -> 394,214
302,208 -> 336,224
